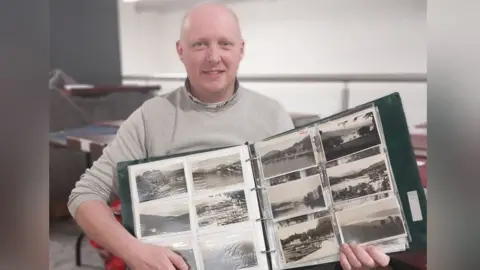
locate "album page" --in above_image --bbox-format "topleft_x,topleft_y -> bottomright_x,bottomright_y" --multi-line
253,126 -> 339,270
253,105 -> 411,270
127,145 -> 269,270
320,107 -> 410,249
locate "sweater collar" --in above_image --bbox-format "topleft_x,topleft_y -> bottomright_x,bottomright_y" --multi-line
184,78 -> 241,110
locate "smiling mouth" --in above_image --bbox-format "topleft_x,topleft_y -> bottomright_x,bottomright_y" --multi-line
202,70 -> 225,75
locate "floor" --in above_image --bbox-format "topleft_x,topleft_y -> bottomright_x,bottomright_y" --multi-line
50,218 -> 104,270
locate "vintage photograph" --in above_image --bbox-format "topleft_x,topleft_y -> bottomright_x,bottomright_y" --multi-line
269,171 -> 301,187
336,197 -> 406,245
199,232 -> 259,269
134,162 -> 187,203
276,212 -> 338,264
326,146 -> 382,168
256,130 -> 317,179
137,199 -> 191,237
305,166 -> 321,177
268,166 -> 321,187
195,190 -> 249,229
333,192 -> 392,212
327,152 -> 392,204
319,108 -> 382,161
191,153 -> 244,193
267,174 -> 326,220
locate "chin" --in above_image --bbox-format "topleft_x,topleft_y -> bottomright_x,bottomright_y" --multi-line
204,86 -> 227,95
203,81 -> 227,93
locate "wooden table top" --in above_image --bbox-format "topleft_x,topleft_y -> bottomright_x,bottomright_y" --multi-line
62,85 -> 160,97
96,120 -> 124,128
49,125 -> 119,148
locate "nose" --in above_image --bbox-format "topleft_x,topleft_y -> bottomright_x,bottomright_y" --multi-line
206,45 -> 220,63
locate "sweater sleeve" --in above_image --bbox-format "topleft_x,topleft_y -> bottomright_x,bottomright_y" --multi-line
67,106 -> 147,219
274,102 -> 295,134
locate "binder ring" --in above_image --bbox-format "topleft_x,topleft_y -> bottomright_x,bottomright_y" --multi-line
256,217 -> 269,222
261,249 -> 276,254
245,157 -> 259,162
250,186 -> 265,191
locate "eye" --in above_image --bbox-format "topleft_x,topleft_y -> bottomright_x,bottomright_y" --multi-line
220,41 -> 233,46
192,41 -> 207,48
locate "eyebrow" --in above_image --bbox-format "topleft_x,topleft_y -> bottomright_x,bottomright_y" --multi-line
191,36 -> 236,43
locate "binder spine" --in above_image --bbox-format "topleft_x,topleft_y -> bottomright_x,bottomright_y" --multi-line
244,142 -> 278,268
373,107 -> 414,244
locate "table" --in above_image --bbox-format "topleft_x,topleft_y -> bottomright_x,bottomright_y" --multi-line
49,123 -> 121,267
62,85 -> 160,97
96,120 -> 124,128
49,124 -> 119,167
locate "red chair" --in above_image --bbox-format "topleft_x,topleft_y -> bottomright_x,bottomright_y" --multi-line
76,198 -> 127,270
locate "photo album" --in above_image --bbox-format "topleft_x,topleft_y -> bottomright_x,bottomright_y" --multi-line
116,92 -> 427,270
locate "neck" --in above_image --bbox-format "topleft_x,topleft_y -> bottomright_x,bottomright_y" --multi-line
186,79 -> 238,104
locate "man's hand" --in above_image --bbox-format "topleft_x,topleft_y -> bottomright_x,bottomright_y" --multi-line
339,243 -> 390,270
125,242 -> 189,270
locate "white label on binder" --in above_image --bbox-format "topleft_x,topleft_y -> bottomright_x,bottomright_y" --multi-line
407,190 -> 423,222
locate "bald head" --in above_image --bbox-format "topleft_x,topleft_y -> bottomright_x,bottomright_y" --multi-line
179,2 -> 242,43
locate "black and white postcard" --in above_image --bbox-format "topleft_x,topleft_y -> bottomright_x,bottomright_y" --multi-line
137,199 -> 191,238
326,146 -> 382,169
268,170 -> 302,187
335,197 -> 407,245
268,165 -> 321,187
133,162 -> 188,203
326,152 -> 393,204
276,211 -> 338,264
191,153 -> 244,193
256,129 -> 317,179
199,231 -> 259,269
267,174 -> 326,220
318,108 -> 382,162
333,192 -> 392,212
195,190 -> 249,229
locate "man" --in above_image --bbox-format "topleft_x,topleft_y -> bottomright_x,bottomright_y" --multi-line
68,2 -> 390,270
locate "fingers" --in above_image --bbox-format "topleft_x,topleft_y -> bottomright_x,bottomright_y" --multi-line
366,246 -> 390,267
340,244 -> 362,269
339,250 -> 352,270
166,249 -> 189,270
340,243 -> 389,269
351,244 -> 376,268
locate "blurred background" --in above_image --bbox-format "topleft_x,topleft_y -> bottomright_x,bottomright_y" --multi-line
48,0 -> 426,269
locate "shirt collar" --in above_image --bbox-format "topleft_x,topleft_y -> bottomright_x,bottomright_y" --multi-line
185,78 -> 240,109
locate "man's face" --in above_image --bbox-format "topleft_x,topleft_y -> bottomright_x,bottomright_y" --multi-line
177,8 -> 244,97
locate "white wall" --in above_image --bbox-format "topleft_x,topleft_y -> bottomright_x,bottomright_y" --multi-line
117,0 -> 427,131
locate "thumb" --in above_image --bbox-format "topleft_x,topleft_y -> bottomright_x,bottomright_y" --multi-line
166,250 -> 189,270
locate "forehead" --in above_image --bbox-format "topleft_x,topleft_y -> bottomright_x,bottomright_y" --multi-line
183,10 -> 240,41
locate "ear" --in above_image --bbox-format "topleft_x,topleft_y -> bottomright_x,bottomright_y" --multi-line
176,40 -> 184,61
240,40 -> 245,60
